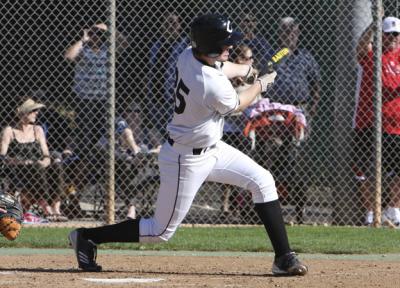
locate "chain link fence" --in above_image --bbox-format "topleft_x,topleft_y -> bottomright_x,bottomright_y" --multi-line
0,0 -> 399,226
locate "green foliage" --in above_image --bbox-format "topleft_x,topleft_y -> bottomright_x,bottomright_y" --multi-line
1,226 -> 399,254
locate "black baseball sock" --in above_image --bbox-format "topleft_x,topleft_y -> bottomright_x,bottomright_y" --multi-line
254,200 -> 291,257
82,218 -> 140,244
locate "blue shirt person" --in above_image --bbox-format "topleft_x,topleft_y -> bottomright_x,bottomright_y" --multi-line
268,17 -> 320,123
264,17 -> 320,224
65,23 -> 129,153
268,48 -> 320,106
73,43 -> 108,101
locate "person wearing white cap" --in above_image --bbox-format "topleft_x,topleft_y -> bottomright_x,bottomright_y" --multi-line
0,98 -> 63,220
355,15 -> 400,227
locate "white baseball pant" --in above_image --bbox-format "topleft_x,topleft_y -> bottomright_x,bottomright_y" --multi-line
139,140 -> 278,243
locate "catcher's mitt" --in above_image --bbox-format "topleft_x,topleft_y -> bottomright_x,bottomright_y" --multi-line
0,193 -> 23,240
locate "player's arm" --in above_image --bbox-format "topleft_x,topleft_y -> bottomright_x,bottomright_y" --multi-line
235,82 -> 262,111
221,61 -> 254,79
236,71 -> 277,111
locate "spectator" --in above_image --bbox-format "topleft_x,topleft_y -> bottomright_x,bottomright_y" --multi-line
96,114 -> 160,218
125,102 -> 162,154
261,17 -> 320,223
32,90 -> 75,154
96,116 -> 142,162
65,23 -> 128,174
268,17 -> 320,124
354,16 -> 400,226
239,12 -> 274,71
0,98 -> 65,221
145,13 -> 189,147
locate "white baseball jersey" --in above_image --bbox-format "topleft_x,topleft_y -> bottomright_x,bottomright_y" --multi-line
167,47 -> 239,147
139,47 -> 278,243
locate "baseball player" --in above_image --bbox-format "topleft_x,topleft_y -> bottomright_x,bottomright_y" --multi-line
69,14 -> 308,276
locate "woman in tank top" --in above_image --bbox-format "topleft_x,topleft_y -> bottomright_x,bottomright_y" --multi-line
0,98 -> 60,220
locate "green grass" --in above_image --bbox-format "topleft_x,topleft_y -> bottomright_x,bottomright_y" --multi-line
1,226 -> 400,254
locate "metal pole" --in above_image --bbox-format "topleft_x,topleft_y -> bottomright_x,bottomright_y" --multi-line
107,0 -> 116,224
371,0 -> 383,227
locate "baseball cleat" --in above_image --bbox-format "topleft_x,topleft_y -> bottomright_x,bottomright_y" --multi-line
69,228 -> 102,272
272,251 -> 308,276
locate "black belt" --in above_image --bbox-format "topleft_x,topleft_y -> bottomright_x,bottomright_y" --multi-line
168,137 -> 216,155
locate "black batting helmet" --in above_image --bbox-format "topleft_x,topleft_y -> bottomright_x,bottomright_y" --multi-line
191,14 -> 243,57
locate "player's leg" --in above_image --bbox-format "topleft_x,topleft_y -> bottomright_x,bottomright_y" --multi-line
206,141 -> 307,276
69,143 -> 216,270
139,143 -> 217,242
206,141 -> 286,250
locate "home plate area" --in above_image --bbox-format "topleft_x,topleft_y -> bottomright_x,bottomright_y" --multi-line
82,277 -> 164,284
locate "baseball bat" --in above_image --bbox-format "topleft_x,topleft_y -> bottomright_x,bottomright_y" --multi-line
266,47 -> 290,73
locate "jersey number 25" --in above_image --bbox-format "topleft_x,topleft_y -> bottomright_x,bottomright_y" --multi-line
174,78 -> 189,114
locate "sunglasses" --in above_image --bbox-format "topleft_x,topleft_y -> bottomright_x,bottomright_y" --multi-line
384,32 -> 400,37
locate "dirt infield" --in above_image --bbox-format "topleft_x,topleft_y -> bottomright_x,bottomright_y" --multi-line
1,251 -> 400,287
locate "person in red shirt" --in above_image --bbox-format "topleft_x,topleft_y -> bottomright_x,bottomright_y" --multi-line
354,16 -> 400,226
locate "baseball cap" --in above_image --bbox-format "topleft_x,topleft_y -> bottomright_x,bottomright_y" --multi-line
382,16 -> 400,33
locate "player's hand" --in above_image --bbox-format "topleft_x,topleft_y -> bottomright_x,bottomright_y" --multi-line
256,71 -> 277,92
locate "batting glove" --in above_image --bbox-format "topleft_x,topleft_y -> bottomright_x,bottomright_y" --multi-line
256,71 -> 277,92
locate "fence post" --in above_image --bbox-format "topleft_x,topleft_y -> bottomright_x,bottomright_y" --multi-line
371,0 -> 383,227
106,0 -> 117,224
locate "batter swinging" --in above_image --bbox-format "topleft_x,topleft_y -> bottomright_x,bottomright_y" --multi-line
69,14 -> 308,276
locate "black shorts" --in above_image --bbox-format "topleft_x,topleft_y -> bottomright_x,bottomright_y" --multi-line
352,129 -> 375,178
382,133 -> 400,176
353,129 -> 400,177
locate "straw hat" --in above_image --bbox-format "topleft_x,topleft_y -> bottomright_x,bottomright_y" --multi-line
17,98 -> 45,115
